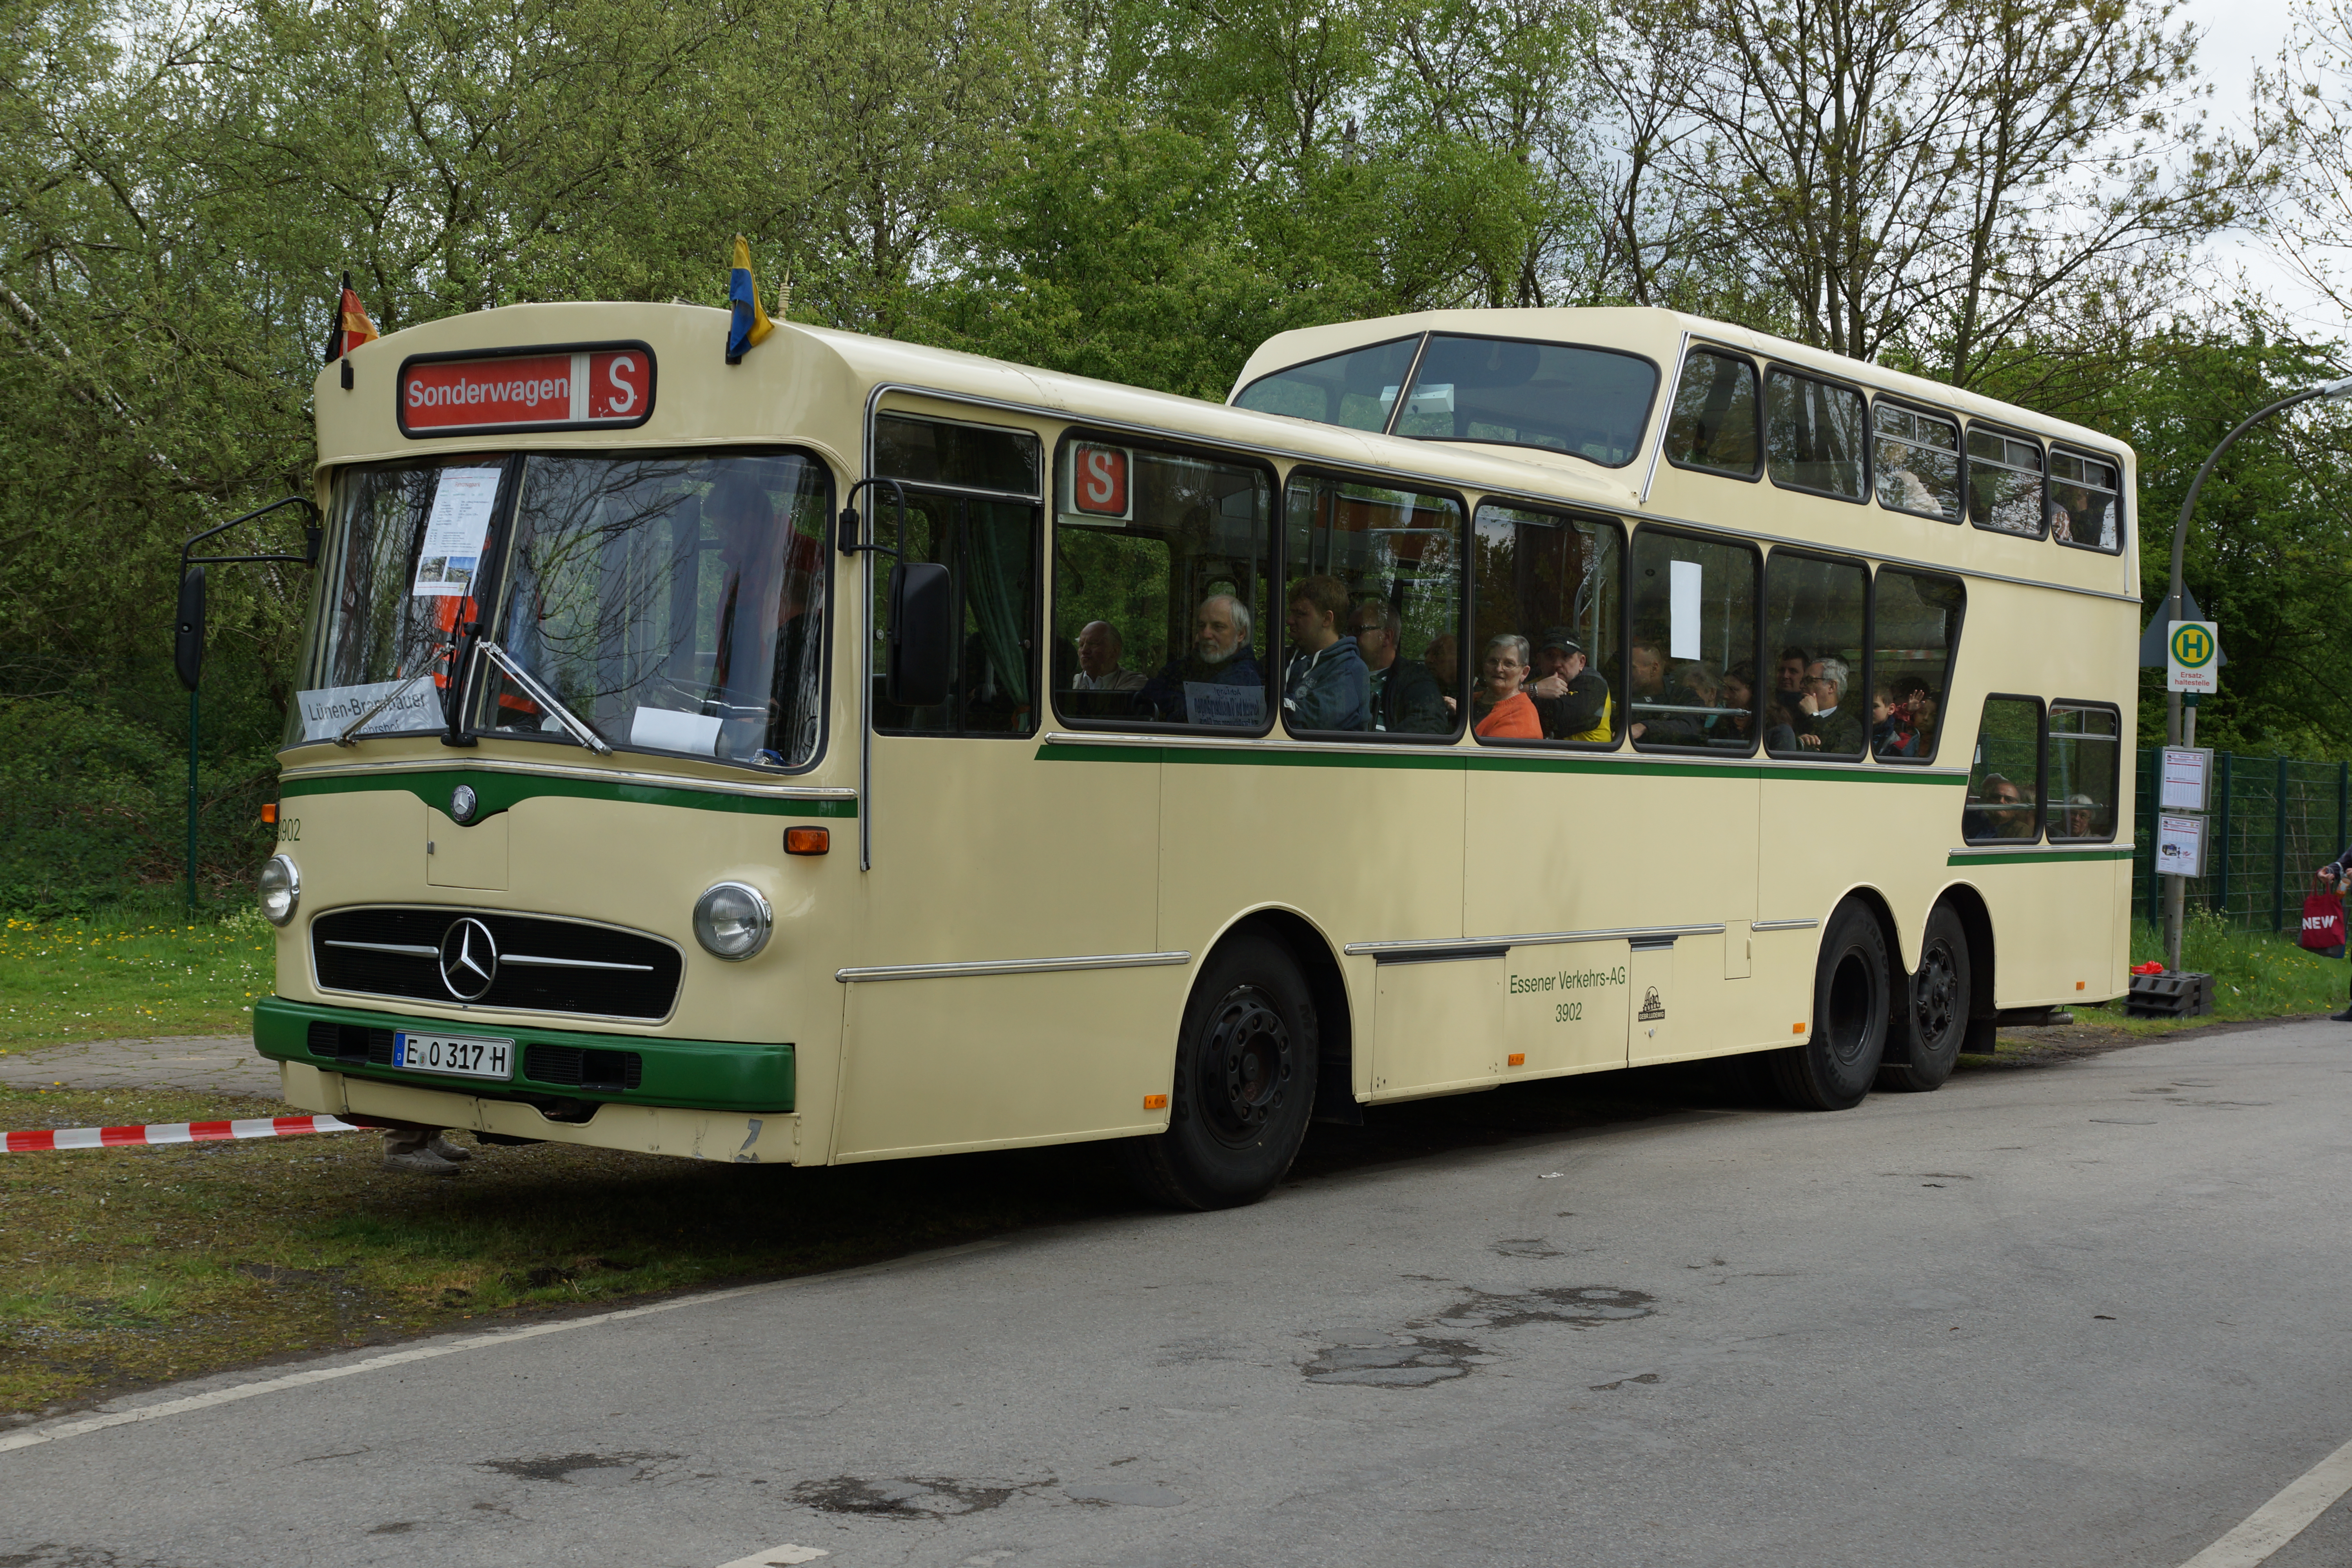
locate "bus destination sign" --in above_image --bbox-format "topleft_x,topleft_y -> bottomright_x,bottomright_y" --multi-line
398,345 -> 655,436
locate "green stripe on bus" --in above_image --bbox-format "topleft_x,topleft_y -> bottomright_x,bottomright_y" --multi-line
1945,847 -> 2136,866
254,996 -> 794,1113
1036,740 -> 1967,784
278,769 -> 857,820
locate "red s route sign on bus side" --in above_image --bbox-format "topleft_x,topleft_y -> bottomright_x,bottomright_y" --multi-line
1071,442 -> 1131,519
399,344 -> 656,437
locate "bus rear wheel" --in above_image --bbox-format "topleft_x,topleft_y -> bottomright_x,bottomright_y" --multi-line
1118,935 -> 1318,1211
1877,904 -> 1971,1093
1770,900 -> 1889,1111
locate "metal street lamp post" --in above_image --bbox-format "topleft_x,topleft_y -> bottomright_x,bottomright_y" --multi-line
2161,374 -> 2352,975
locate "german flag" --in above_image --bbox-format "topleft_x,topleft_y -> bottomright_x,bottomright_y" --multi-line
324,273 -> 379,364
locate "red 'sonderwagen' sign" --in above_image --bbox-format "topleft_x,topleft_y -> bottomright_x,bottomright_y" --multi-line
398,344 -> 655,436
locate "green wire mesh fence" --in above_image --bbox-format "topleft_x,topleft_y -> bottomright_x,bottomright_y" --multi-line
2132,750 -> 2352,931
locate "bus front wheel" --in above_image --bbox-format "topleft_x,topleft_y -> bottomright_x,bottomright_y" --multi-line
1770,900 -> 1889,1111
1118,935 -> 1319,1211
1876,904 -> 1971,1093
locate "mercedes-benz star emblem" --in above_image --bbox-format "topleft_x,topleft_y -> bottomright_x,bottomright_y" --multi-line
438,917 -> 499,1001
449,784 -> 478,824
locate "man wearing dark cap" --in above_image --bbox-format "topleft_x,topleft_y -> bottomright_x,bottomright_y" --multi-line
1528,629 -> 1612,742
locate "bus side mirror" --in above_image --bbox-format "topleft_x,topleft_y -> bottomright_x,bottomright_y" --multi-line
886,561 -> 953,708
173,566 -> 206,691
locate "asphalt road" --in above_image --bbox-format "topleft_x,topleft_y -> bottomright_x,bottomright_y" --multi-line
6,1021 -> 2351,1568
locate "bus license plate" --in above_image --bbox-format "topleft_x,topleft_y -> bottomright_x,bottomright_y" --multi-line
392,1032 -> 513,1081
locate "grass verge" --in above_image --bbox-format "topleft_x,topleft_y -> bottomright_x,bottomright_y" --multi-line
0,904 -> 272,1052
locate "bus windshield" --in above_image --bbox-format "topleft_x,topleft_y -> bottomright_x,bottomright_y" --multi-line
476,451 -> 829,767
289,450 -> 830,769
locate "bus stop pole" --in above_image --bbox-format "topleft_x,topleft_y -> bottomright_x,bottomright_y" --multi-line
2161,379 -> 2352,974
186,686 -> 199,911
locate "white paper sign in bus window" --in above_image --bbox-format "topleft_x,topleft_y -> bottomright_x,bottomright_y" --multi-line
411,468 -> 501,597
1184,682 -> 1266,728
1668,559 -> 1702,660
295,679 -> 439,740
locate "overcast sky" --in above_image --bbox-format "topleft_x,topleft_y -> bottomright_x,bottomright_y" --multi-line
2182,0 -> 2346,337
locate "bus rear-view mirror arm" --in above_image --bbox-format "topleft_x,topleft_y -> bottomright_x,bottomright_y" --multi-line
174,494 -> 323,692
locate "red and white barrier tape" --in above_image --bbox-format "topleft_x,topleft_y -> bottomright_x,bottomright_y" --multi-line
3,1115 -> 361,1154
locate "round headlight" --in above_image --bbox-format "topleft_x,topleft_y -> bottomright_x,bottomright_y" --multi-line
693,881 -> 772,960
258,854 -> 300,927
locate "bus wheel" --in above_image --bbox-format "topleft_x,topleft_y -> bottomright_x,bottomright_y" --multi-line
1877,905 -> 1970,1093
1769,900 -> 1889,1111
1118,935 -> 1318,1211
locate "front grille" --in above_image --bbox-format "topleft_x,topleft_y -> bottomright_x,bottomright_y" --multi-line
311,907 -> 682,1020
523,1044 -> 644,1091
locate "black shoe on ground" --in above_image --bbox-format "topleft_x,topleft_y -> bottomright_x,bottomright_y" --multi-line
2332,1006 -> 2352,1022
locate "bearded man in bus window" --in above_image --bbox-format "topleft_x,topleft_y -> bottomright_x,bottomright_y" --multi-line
1140,592 -> 1263,724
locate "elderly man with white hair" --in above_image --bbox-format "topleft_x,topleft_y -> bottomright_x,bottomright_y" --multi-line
1796,655 -> 1863,755
1138,592 -> 1264,725
1072,620 -> 1146,691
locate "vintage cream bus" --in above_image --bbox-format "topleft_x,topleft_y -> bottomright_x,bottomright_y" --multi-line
253,302 -> 2135,1206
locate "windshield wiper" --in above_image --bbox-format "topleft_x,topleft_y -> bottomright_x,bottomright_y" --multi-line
334,652 -> 450,748
474,639 -> 614,755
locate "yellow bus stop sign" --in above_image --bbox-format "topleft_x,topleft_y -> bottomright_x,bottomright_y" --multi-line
2167,620 -> 2219,693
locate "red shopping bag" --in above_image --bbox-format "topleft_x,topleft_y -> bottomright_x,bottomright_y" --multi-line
2300,889 -> 2345,951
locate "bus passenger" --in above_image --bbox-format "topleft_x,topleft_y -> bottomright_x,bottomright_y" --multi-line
2059,792 -> 2102,839
1073,621 -> 1146,691
1971,774 -> 2035,839
1426,632 -> 1461,713
1528,629 -> 1611,742
1871,682 -> 1918,757
1472,634 -> 1541,738
1775,645 -> 1811,723
1628,636 -> 1699,744
1281,574 -> 1370,731
1352,604 -> 1450,733
1715,662 -> 1760,748
1140,593 -> 1263,724
1798,658 -> 1862,754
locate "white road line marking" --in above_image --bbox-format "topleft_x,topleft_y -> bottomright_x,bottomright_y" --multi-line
0,1238 -> 1007,1459
715,1547 -> 830,1567
2179,1432 -> 2352,1567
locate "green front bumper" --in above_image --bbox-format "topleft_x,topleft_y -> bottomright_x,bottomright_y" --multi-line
254,996 -> 794,1113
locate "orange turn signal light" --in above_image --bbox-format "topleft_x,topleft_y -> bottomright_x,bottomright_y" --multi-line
1792,1022 -> 1807,1034
260,803 -> 277,824
1506,1053 -> 1525,1067
1143,1093 -> 1168,1111
2076,980 -> 2086,990
784,826 -> 829,856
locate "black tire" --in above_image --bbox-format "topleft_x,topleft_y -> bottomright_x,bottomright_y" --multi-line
1877,904 -> 1971,1092
1769,899 -> 1891,1111
1117,935 -> 1319,1210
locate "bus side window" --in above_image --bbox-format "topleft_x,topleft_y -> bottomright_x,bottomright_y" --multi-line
1760,551 -> 1867,759
871,415 -> 1044,738
1873,403 -> 1962,521
1049,439 -> 1274,732
1967,427 -> 2047,537
1765,370 -> 1867,500
1663,350 -> 1760,477
1627,529 -> 1759,751
1283,477 -> 1465,738
2048,703 -> 2120,841
2050,450 -> 2123,553
1870,570 -> 1964,764
1964,696 -> 2044,844
1469,505 -> 1623,746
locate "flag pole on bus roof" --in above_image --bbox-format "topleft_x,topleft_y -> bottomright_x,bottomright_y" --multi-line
2160,374 -> 2352,975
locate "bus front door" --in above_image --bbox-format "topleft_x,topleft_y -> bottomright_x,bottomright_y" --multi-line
833,489 -> 1172,1161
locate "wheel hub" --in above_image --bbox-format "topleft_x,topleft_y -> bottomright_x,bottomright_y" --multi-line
1916,943 -> 1958,1042
1198,985 -> 1292,1143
